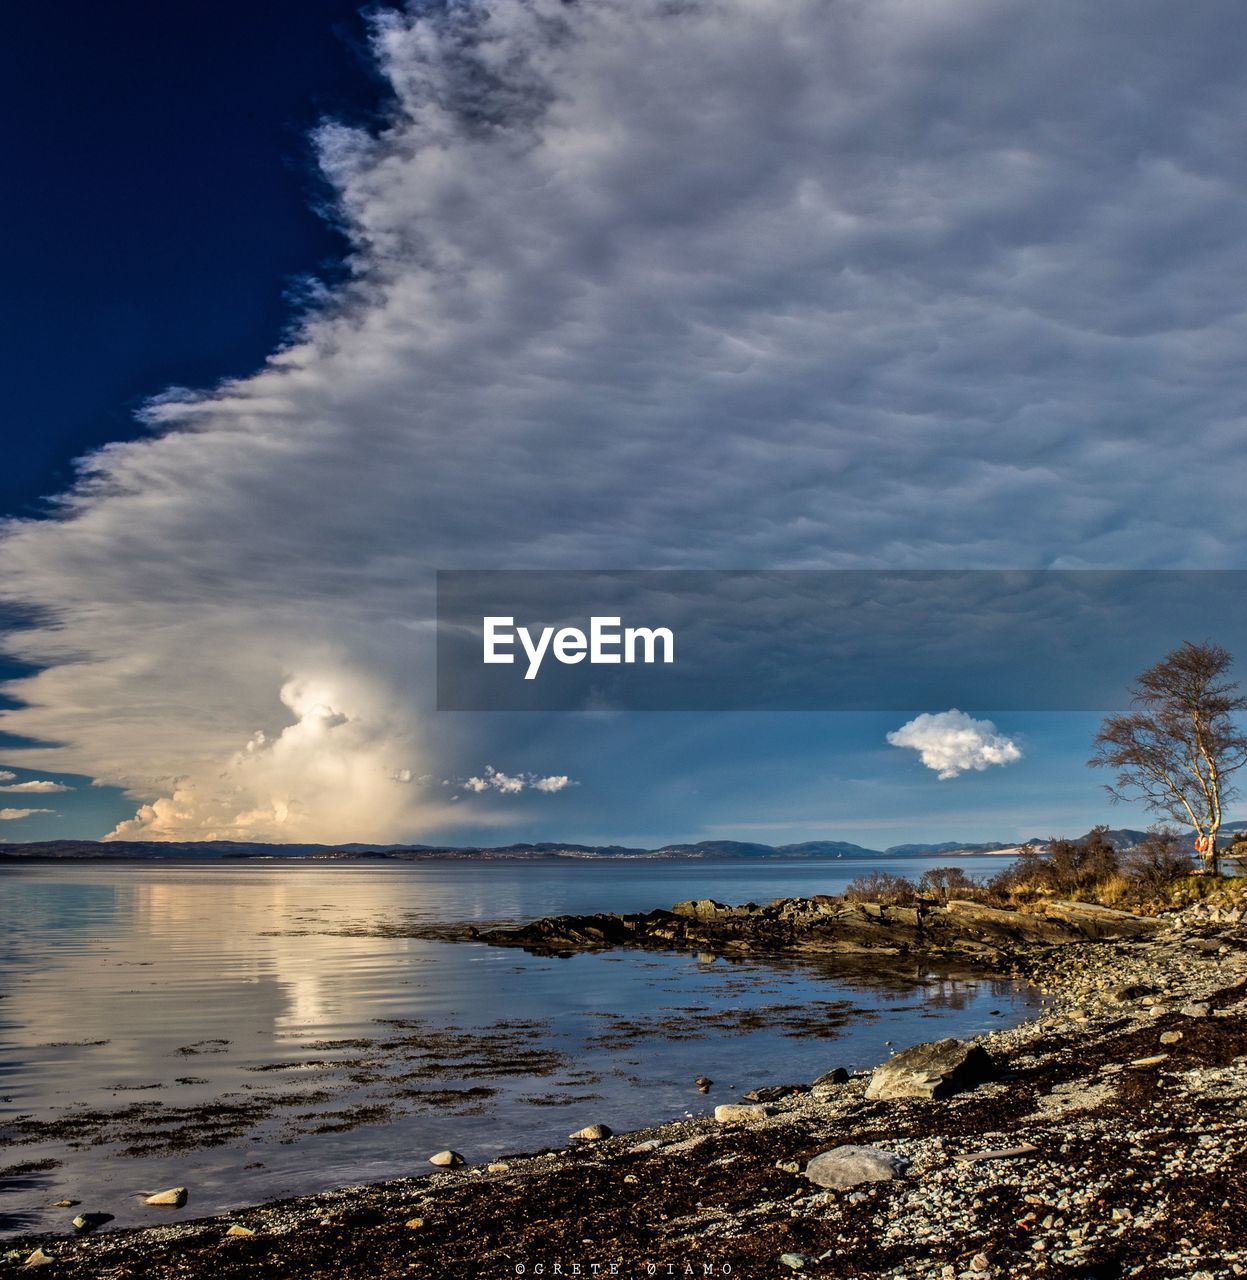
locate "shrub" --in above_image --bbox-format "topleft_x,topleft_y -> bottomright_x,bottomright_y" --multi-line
1122,827 -> 1194,894
843,871 -> 918,906
995,826 -> 1119,899
917,866 -> 984,902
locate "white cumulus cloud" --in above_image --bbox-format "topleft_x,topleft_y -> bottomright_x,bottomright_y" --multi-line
0,780 -> 73,793
0,808 -> 54,821
461,767 -> 576,796
887,710 -> 1022,780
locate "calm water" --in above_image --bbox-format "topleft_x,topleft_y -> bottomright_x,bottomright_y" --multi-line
0,857 -> 1034,1235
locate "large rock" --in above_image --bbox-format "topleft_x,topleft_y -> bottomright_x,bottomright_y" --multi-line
804,1145 -> 911,1189
865,1038 -> 994,1101
569,1123 -> 612,1141
714,1103 -> 770,1123
428,1149 -> 465,1167
742,1084 -> 810,1103
143,1187 -> 188,1208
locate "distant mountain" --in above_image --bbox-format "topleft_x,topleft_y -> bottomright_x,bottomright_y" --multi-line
0,826 -> 1172,862
883,840 -> 1016,856
774,840 -> 884,857
651,840 -> 883,858
647,840 -> 786,858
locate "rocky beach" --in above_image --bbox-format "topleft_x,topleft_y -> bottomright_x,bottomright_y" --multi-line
3,894 -> 1245,1279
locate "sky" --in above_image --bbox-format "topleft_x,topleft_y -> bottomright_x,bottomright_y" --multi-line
3,0 -> 1247,848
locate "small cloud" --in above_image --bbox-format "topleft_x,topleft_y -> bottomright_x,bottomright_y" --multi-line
0,808 -> 54,820
459,766 -> 578,796
0,770 -> 14,783
0,780 -> 73,794
886,710 -> 1021,780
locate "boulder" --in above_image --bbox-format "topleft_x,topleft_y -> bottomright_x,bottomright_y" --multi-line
804,1145 -> 911,1189
71,1212 -> 113,1232
143,1187 -> 188,1208
813,1067 -> 850,1086
569,1123 -> 612,1141
865,1038 -> 994,1101
713,1103 -> 770,1123
742,1084 -> 809,1103
428,1150 -> 465,1167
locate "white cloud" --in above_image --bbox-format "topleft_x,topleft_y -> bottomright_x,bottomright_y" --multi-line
460,767 -> 576,796
0,780 -> 72,794
1,0 -> 1245,839
0,770 -> 14,783
106,676 -> 460,843
887,710 -> 1022,780
0,808 -> 54,821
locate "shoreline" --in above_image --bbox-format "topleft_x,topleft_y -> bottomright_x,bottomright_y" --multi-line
3,903 -> 1245,1279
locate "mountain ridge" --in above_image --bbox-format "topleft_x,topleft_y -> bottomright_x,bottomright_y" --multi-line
0,829 -> 1158,861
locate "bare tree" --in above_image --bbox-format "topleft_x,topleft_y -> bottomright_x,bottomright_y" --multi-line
1090,641 -> 1247,874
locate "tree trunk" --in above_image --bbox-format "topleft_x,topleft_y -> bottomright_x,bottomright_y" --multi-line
1198,824 -> 1218,875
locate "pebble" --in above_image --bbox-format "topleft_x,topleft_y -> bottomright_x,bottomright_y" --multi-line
1159,1030 -> 1184,1045
428,1150 -> 465,1168
225,1224 -> 255,1238
22,1250 -> 53,1269
404,1218 -> 425,1230
143,1187 -> 188,1208
487,1161 -> 511,1173
779,1253 -> 810,1270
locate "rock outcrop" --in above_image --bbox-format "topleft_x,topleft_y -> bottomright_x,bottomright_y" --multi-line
468,895 -> 1158,964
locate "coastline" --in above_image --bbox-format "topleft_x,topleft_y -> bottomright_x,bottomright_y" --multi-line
4,902 -> 1245,1279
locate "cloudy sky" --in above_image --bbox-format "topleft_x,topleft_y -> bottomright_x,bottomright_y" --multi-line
3,0 -> 1247,847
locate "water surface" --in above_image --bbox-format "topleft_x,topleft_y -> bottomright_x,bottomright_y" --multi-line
0,857 -> 1035,1235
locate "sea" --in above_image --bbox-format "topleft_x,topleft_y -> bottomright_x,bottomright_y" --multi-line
0,855 -> 1037,1234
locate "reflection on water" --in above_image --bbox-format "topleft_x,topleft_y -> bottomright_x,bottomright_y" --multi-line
0,859 -> 1035,1235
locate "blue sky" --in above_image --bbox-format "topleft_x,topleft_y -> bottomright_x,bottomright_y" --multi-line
2,1 -> 1246,847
